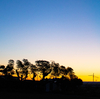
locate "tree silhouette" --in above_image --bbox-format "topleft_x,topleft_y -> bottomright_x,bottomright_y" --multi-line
0,65 -> 5,69
0,59 -> 83,85
3,60 -> 15,76
0,59 -> 84,94
35,60 -> 51,80
0,65 -> 5,74
66,67 -> 77,80
29,64 -> 37,81
16,59 -> 30,81
51,62 -> 60,78
59,65 -> 66,75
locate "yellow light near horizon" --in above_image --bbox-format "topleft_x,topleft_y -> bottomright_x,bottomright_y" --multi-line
78,75 -> 100,82
13,74 -> 97,81
1,71 -> 100,82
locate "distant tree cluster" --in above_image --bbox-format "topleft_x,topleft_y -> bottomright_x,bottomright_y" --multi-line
0,59 -> 81,81
0,59 -> 83,84
0,59 -> 83,93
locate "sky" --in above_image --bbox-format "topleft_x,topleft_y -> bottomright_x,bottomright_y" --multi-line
0,0 -> 100,81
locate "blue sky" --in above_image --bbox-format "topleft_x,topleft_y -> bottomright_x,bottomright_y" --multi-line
0,0 -> 100,81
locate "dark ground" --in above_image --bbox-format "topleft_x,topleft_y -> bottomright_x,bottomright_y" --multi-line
0,91 -> 100,99
0,79 -> 100,99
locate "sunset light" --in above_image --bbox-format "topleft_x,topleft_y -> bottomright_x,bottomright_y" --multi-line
0,0 -> 100,82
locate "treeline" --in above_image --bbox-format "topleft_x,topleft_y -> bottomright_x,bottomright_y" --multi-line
0,59 -> 82,81
0,59 -> 83,81
0,59 -> 83,93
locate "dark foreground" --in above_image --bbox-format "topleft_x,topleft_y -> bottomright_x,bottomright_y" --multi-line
0,78 -> 100,99
0,91 -> 100,99
1,82 -> 100,99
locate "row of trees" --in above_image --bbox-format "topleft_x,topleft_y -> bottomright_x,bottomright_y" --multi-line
0,59 -> 80,81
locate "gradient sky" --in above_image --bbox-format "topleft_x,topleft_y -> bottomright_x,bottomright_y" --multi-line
0,0 -> 100,81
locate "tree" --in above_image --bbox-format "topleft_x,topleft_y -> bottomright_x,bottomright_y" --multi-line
66,67 -> 77,80
29,64 -> 37,81
51,62 -> 60,78
0,65 -> 5,69
16,59 -> 30,81
3,60 -> 15,76
0,65 -> 5,75
59,65 -> 66,75
35,60 -> 51,80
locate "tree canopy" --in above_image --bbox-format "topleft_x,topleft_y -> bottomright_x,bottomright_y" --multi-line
0,59 -> 81,82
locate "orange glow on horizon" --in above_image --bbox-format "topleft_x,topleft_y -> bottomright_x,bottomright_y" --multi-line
1,72 -> 100,82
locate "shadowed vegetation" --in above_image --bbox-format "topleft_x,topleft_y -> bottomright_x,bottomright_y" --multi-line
0,59 -> 82,82
0,59 -> 83,94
